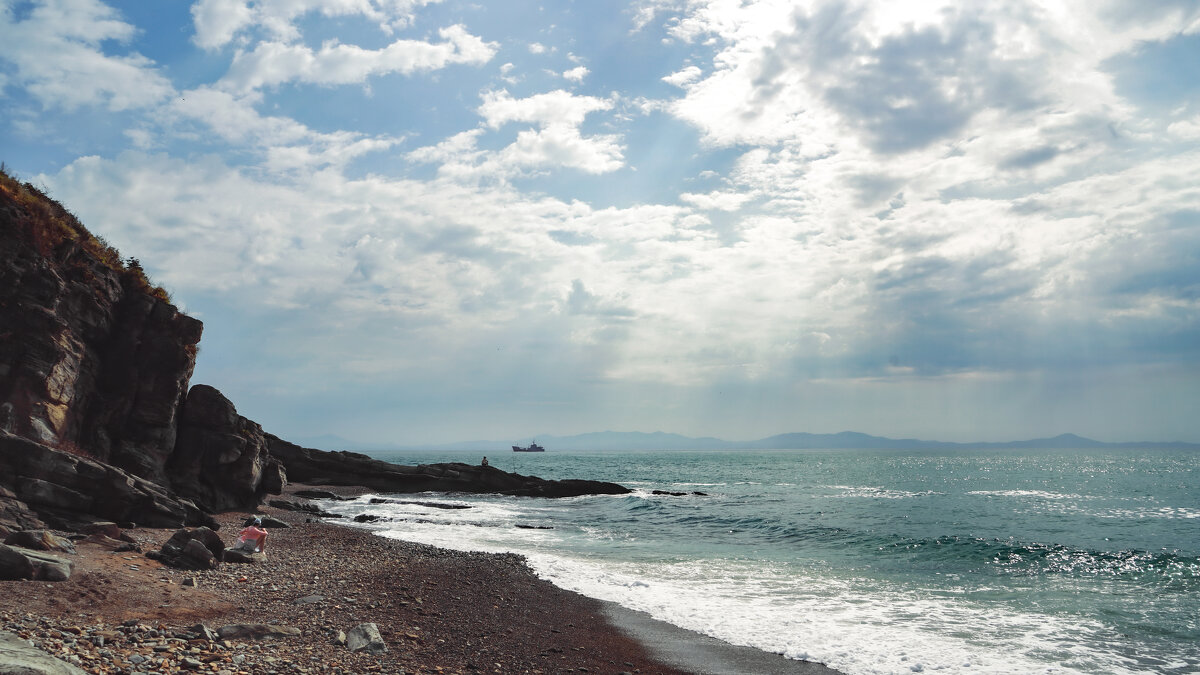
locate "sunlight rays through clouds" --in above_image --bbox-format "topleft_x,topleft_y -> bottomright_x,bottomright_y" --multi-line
2,0 -> 1199,443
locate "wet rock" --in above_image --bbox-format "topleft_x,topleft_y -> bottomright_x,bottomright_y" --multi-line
293,489 -> 351,500
268,500 -> 340,518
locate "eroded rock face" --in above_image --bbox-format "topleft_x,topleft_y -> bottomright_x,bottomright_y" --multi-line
0,430 -> 216,531
170,385 -> 285,513
0,200 -> 202,483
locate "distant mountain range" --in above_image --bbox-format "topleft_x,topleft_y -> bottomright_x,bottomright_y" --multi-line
293,431 -> 1200,453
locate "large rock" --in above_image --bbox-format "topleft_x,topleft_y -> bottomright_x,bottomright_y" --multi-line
169,385 -> 285,512
0,543 -> 74,581
0,629 -> 88,674
268,436 -> 631,498
345,622 -> 387,654
0,431 -> 216,531
3,530 -> 76,554
146,526 -> 225,569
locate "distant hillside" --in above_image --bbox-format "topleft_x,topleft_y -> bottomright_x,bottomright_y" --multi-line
343,430 -> 1200,453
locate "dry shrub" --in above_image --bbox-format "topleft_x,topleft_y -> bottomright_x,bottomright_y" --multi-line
1,165 -> 171,305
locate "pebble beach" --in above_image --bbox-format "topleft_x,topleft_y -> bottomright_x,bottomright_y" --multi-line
0,485 -> 690,675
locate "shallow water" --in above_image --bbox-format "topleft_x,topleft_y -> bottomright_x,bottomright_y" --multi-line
320,448 -> 1200,674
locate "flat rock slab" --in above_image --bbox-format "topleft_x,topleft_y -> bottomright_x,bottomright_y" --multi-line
216,624 -> 302,640
222,548 -> 267,564
0,629 -> 88,674
0,543 -> 74,581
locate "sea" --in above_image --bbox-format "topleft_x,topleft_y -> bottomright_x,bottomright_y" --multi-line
316,448 -> 1200,675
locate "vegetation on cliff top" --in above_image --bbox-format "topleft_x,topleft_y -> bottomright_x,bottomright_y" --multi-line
0,163 -> 171,303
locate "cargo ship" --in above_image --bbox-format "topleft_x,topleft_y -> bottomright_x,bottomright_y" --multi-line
512,440 -> 545,452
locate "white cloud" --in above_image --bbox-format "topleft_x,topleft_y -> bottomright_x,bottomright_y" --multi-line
1168,117 -> 1200,140
528,42 -> 547,54
190,0 -> 254,50
563,65 -> 589,82
404,89 -> 625,176
0,0 -> 174,111
680,190 -> 753,211
478,89 -> 613,128
220,24 -> 497,92
661,65 -> 701,87
192,0 -> 445,48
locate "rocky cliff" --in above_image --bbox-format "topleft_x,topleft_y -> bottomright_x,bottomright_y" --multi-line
0,170 -> 278,530
0,179 -> 201,483
1,168 -> 629,535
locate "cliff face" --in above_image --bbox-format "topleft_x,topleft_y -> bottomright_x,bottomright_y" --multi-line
0,181 -> 201,484
0,172 -> 277,530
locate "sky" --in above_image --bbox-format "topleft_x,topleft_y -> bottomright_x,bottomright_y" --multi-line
2,0 -> 1200,446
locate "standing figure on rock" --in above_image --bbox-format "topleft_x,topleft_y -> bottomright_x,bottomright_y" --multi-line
237,517 -> 268,553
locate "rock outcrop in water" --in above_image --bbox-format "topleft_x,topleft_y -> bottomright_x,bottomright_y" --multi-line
268,435 -> 631,497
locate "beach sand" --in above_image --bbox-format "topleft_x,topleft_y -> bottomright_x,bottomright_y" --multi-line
0,485 -> 841,674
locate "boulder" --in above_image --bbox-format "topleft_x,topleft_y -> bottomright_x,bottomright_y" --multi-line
345,622 -> 387,654
146,527 -> 224,569
0,629 -> 88,674
79,521 -> 135,543
4,530 -> 76,554
0,543 -> 74,581
241,515 -> 288,528
169,385 -> 285,512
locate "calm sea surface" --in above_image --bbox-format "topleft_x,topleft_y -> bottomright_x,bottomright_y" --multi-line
318,448 -> 1200,674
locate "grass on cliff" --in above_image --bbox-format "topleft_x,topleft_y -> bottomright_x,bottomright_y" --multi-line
0,163 -> 172,303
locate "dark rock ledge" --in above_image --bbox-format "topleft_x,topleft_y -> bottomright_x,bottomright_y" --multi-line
268,436 -> 631,498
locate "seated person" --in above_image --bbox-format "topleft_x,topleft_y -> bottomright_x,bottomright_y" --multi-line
236,517 -> 268,553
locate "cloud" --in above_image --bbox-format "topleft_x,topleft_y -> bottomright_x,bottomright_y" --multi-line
0,0 -> 174,111
406,89 -> 628,177
563,66 -> 589,82
220,24 -> 497,92
478,89 -> 613,128
192,0 -> 445,49
190,0 -> 254,50
662,65 -> 702,87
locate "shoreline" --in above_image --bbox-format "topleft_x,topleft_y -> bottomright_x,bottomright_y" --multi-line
0,483 -> 843,674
